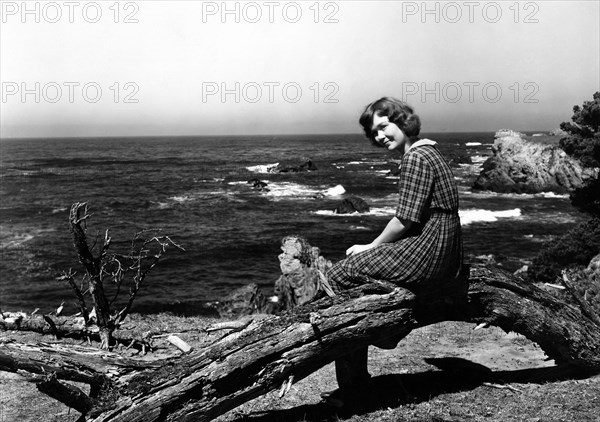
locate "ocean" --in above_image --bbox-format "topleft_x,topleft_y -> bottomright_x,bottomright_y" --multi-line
0,133 -> 586,314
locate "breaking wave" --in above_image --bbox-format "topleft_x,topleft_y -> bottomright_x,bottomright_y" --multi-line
459,208 -> 522,225
313,206 -> 396,217
265,183 -> 345,199
246,163 -> 279,173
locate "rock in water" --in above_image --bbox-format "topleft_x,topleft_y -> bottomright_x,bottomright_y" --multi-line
247,178 -> 269,191
274,236 -> 332,309
269,159 -> 317,173
334,197 -> 370,214
473,131 -> 598,194
448,154 -> 473,168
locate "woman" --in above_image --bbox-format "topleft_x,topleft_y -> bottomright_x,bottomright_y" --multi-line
326,97 -> 462,293
322,97 -> 463,409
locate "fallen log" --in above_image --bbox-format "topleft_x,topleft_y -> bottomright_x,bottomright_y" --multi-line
1,236 -> 599,421
0,312 -> 152,350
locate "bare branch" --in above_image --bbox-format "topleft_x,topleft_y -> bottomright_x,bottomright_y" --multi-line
42,315 -> 61,339
113,235 -> 182,326
100,229 -> 112,259
107,258 -> 125,307
89,230 -> 101,254
70,202 -> 93,227
37,373 -> 94,414
58,269 -> 90,324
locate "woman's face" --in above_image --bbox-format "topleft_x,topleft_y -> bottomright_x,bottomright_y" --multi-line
371,113 -> 406,151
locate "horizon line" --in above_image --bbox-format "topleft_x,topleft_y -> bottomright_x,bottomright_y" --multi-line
0,129 -> 552,141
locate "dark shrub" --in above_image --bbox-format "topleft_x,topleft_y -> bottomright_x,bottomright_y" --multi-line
528,218 -> 600,282
570,178 -> 600,216
559,134 -> 600,168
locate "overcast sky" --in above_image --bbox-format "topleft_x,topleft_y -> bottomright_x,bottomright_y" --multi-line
1,0 -> 599,137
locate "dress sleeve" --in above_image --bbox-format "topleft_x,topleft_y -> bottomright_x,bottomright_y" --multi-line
395,151 -> 433,223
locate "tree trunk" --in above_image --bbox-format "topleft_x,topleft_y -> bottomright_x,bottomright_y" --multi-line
1,237 -> 599,421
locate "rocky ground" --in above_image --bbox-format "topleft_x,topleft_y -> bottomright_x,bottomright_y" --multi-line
1,316 -> 598,422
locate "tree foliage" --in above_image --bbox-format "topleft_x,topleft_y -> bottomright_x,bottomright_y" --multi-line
559,91 -> 600,140
558,92 -> 600,216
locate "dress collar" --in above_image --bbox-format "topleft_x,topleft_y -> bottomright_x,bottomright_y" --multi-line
406,139 -> 437,152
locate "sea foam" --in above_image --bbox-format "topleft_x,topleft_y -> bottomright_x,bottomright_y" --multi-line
169,195 -> 195,203
459,208 -> 521,225
314,206 -> 396,217
315,206 -> 522,224
1,234 -> 35,249
463,190 -> 570,200
470,155 -> 488,164
265,183 -> 345,199
322,184 -> 346,196
246,163 -> 279,173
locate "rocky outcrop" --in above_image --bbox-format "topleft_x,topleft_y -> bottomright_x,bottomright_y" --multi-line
495,129 -> 524,138
274,236 -> 332,309
247,178 -> 269,191
447,154 -> 473,168
214,283 -> 275,317
550,128 -> 569,137
334,197 -> 370,214
473,132 -> 598,194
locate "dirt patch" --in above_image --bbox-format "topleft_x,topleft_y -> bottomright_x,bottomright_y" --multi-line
215,322 -> 599,422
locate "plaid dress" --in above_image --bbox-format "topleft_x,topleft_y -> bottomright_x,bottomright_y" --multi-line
326,142 -> 462,292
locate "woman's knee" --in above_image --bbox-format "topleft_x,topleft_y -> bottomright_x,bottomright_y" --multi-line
327,259 -> 369,291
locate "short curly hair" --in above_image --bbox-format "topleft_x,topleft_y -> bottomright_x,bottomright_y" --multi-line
359,97 -> 421,147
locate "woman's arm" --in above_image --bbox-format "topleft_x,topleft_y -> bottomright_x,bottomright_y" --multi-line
346,217 -> 414,256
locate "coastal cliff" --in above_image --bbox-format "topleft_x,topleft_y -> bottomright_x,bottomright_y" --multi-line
473,130 -> 598,194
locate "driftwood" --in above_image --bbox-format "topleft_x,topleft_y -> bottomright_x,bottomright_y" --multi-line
1,236 -> 600,421
0,312 -> 152,349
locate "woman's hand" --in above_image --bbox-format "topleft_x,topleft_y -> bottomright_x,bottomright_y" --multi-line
345,217 -> 412,257
346,243 -> 375,256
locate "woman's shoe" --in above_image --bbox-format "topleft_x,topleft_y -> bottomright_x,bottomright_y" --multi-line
320,389 -> 345,408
